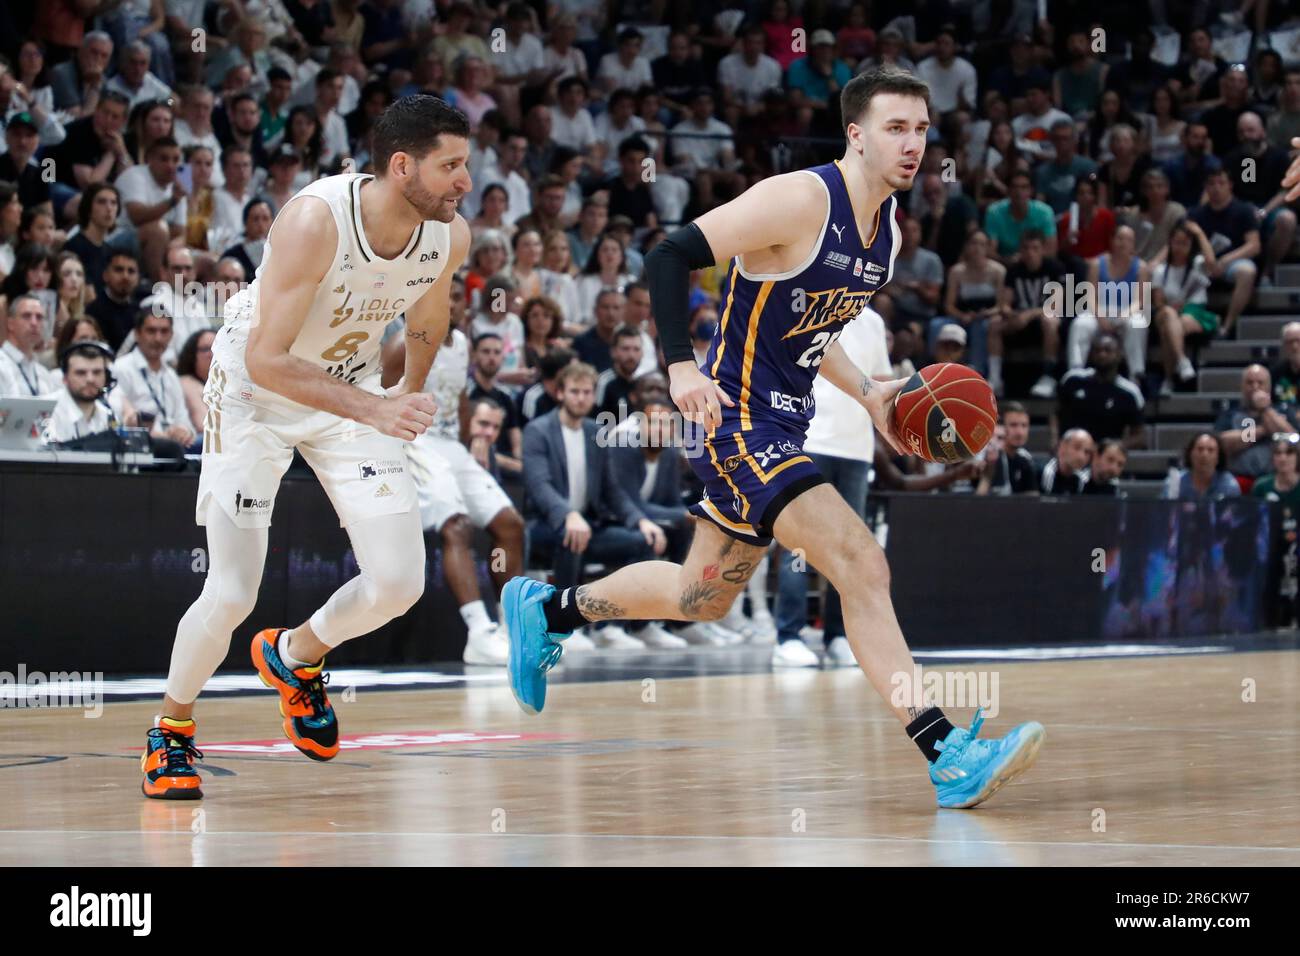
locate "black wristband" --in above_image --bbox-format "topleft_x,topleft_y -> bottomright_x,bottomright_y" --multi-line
644,222 -> 717,367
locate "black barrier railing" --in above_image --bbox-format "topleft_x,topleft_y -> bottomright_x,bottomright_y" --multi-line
0,468 -> 1283,673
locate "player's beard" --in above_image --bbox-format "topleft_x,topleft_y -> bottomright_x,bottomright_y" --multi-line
402,177 -> 457,222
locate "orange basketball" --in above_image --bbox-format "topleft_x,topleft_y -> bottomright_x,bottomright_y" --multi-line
892,363 -> 998,463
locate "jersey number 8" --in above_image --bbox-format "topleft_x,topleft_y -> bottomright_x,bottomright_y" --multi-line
321,330 -> 369,362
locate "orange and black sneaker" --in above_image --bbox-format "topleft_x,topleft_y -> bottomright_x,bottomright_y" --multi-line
250,628 -> 339,761
141,717 -> 204,800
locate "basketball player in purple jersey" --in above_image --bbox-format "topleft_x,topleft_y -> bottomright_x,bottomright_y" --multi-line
504,68 -> 1045,808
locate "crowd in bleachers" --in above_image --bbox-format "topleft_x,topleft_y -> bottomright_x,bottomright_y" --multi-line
3,1 -> 1300,654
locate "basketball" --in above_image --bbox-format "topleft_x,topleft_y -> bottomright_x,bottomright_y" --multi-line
892,363 -> 998,464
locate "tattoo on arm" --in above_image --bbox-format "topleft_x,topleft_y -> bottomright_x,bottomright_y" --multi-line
860,375 -> 874,399
575,585 -> 625,622
406,329 -> 433,345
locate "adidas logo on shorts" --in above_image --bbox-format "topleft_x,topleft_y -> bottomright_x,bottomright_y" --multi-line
374,483 -> 394,498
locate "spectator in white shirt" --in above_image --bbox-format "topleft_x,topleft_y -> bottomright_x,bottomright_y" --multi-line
210,146 -> 256,254
1012,83 -> 1074,161
493,2 -> 563,126
172,84 -> 223,187
0,294 -> 59,397
670,88 -> 743,210
592,88 -> 646,176
114,136 -> 186,281
551,76 -> 598,157
312,68 -> 351,168
113,310 -> 195,446
542,14 -> 589,82
717,24 -> 784,117
105,41 -> 174,110
46,341 -> 118,443
917,26 -> 978,116
477,130 -> 532,227
597,28 -> 653,95
131,245 -> 210,365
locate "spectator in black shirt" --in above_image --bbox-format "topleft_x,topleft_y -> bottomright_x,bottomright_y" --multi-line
573,288 -> 624,374
1055,331 -> 1146,447
518,346 -> 574,425
987,34 -> 1052,111
0,114 -> 51,213
594,324 -> 642,418
1188,167 -> 1260,336
1271,321 -> 1300,406
284,0 -> 336,49
975,402 -> 1040,495
1200,64 -> 1252,160
1161,121 -> 1222,208
469,332 -> 524,476
996,230 -> 1064,399
1222,112 -> 1297,284
48,91 -> 131,218
85,249 -> 143,352
63,183 -> 123,299
652,30 -> 710,119
1039,428 -> 1093,495
1174,27 -> 1227,110
1081,438 -> 1126,496
603,136 -> 657,231
1103,28 -> 1170,115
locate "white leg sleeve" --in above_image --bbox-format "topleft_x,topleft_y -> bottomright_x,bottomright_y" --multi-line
308,511 -> 426,648
1122,317 -> 1147,375
165,502 -> 268,704
1067,312 -> 1098,369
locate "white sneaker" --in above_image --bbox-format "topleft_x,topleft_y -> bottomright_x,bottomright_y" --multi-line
742,621 -> 775,645
593,624 -> 646,650
1176,357 -> 1196,382
563,628 -> 597,652
463,623 -> 508,665
798,624 -> 824,644
1030,374 -> 1057,399
675,622 -> 729,646
718,602 -> 754,637
824,636 -> 857,668
707,622 -> 748,645
771,639 -> 820,667
748,609 -> 777,642
1159,377 -> 1173,398
632,622 -> 688,648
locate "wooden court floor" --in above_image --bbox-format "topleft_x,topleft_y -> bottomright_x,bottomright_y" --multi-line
1,650 -> 1298,866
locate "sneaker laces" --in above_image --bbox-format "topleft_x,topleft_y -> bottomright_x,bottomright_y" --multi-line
160,730 -> 203,773
289,670 -> 331,715
934,708 -> 986,761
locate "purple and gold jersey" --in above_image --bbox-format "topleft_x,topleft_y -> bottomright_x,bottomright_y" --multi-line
687,160 -> 902,544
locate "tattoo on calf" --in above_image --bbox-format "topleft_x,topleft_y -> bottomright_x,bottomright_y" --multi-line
678,580 -> 723,617
575,585 -> 625,621
721,560 -> 754,584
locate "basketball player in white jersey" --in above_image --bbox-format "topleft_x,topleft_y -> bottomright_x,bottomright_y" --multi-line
380,273 -> 525,666
142,95 -> 473,799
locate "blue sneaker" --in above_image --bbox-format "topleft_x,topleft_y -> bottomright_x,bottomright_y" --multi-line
930,709 -> 1045,809
502,577 -> 569,715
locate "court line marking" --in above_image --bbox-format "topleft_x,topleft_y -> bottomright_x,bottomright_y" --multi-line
0,830 -> 1296,853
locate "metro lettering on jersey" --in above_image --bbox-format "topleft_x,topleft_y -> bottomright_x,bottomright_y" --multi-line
783,287 -> 873,340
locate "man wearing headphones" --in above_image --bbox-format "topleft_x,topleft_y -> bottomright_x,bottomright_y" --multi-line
47,341 -> 119,443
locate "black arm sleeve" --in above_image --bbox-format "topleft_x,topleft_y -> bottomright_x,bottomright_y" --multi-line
643,222 -> 717,366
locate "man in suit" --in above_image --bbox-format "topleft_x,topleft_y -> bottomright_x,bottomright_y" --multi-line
522,362 -> 668,648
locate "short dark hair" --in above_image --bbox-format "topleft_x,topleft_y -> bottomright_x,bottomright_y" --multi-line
612,324 -> 642,345
1097,438 -> 1127,459
267,66 -> 292,83
472,331 -> 503,350
618,135 -> 650,157
471,394 -> 507,418
1020,229 -> 1046,246
146,135 -> 180,156
98,90 -> 131,111
557,76 -> 587,97
134,308 -> 173,331
228,91 -> 258,111
840,66 -> 931,134
315,67 -> 340,87
538,346 -> 576,380
1000,401 -> 1029,421
371,94 -> 471,176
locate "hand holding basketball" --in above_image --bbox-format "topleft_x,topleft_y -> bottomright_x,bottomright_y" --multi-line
669,361 -> 733,429
892,364 -> 998,463
859,374 -> 912,456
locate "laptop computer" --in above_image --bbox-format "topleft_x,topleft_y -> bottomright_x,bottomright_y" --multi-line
0,396 -> 59,450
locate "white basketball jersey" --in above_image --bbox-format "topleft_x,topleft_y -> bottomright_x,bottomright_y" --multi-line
420,327 -> 469,441
214,173 -> 451,404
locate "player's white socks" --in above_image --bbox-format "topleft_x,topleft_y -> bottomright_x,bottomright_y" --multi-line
459,600 -> 492,633
277,630 -> 313,670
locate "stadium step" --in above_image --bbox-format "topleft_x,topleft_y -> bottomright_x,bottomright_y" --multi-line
1276,264 -> 1300,287
1117,478 -> 1167,499
1237,315 -> 1297,340
1145,391 -> 1237,418
1200,339 -> 1278,366
1149,423 -> 1214,452
1198,367 -> 1242,392
1125,449 -> 1181,478
1251,287 -> 1300,312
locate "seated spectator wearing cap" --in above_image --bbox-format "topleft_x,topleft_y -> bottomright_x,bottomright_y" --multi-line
1036,120 -> 1098,215
597,28 -> 653,96
1040,428 -> 1093,495
1152,219 -> 1218,396
112,310 -> 195,448
1217,364 -> 1300,484
85,249 -> 144,353
45,340 -> 118,443
1065,226 -> 1151,381
932,230 -> 1003,378
1165,432 -> 1241,500
1010,82 -> 1072,162
1272,322 -> 1300,406
1055,331 -> 1146,449
1081,439 -> 1127,496
917,25 -> 977,116
984,170 -> 1058,265
932,321 -> 968,365
712,25 -> 780,119
1188,167 -> 1260,338
0,294 -> 59,398
1221,111 -> 1297,285
996,229 -> 1065,399
0,112 -> 52,215
786,29 -> 851,132
113,135 -> 186,281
